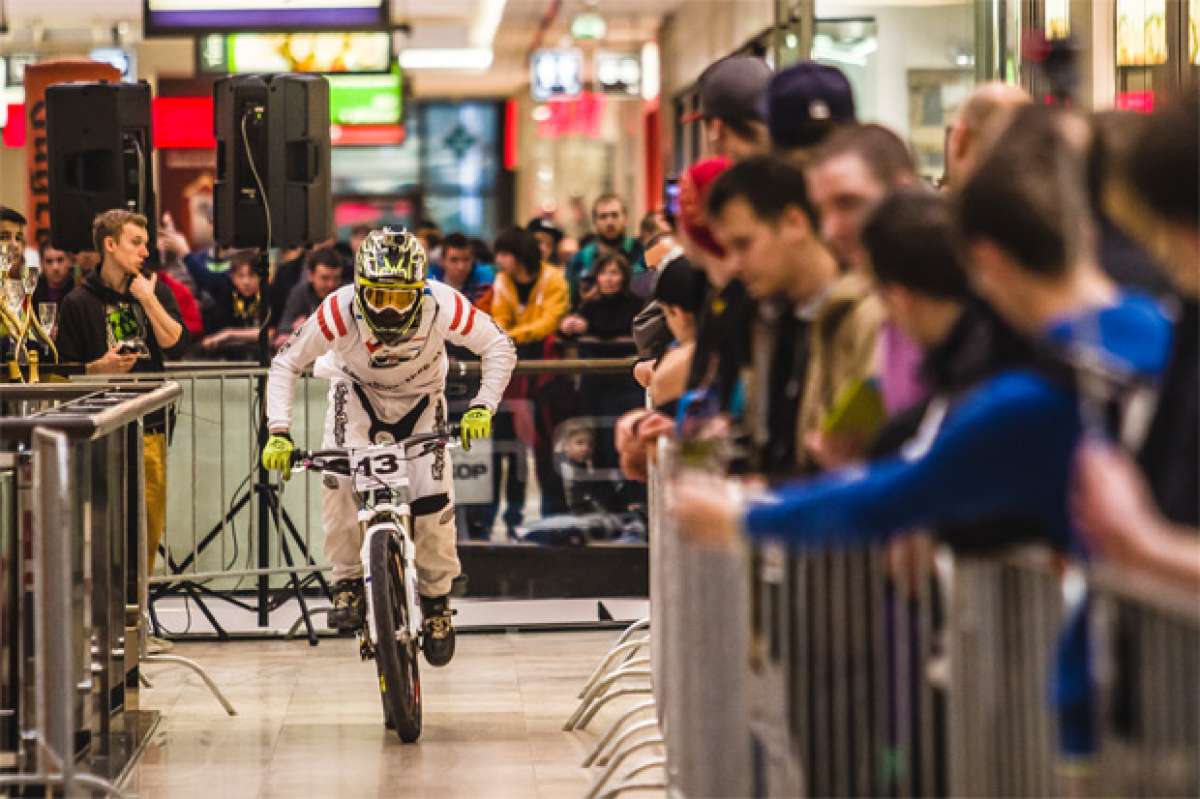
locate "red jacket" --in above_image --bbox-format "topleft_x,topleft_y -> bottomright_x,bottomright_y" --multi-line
159,271 -> 204,339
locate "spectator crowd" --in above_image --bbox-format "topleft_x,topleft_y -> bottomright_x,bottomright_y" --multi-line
1,54 -> 1194,589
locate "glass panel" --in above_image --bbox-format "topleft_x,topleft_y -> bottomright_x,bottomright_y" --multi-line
1116,0 -> 1169,67
1046,0 -> 1071,40
420,101 -> 500,193
422,193 -> 497,240
1190,0 -> 1200,65
814,1 -> 978,182
331,143 -> 419,196
447,368 -> 648,546
1114,0 -> 1175,112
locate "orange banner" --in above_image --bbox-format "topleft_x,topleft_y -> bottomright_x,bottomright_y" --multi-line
24,60 -> 120,252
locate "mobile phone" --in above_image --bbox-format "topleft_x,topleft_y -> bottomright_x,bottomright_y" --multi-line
118,343 -> 139,355
663,177 -> 681,225
821,377 -> 886,438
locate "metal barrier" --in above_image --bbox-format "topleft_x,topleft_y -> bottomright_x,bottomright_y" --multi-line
624,443 -> 1199,798
61,356 -> 648,635
0,383 -> 186,796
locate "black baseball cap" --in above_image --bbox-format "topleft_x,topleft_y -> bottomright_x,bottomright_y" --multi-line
683,55 -> 773,124
526,217 -> 564,242
767,61 -> 856,149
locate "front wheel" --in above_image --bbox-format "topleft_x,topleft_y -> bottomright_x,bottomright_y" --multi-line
369,526 -> 422,742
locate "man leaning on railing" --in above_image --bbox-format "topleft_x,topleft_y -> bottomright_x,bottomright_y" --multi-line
55,208 -> 191,654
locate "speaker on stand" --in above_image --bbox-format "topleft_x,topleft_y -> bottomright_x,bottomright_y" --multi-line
46,81 -> 156,252
194,73 -> 334,644
213,73 -> 331,250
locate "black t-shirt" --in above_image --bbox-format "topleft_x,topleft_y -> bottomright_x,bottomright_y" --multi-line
514,276 -> 536,306
759,300 -> 812,477
578,292 -> 644,340
687,278 -> 755,412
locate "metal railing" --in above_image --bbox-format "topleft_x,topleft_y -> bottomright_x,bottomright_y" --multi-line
0,382 -> 216,797
69,357 -> 644,588
52,355 -> 649,636
604,441 -> 1200,798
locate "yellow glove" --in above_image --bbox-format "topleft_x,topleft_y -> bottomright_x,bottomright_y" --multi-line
262,433 -> 295,480
460,406 -> 493,451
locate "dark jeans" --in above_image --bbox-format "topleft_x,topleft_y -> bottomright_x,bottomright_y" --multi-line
464,408 -> 525,539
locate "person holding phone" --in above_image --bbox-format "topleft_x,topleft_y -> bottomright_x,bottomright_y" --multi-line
54,210 -> 191,655
56,209 -> 190,375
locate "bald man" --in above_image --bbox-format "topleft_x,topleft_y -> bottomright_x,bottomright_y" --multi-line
945,82 -> 1032,187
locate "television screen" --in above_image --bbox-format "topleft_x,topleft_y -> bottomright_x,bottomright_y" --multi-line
197,32 -> 392,74
145,0 -> 388,35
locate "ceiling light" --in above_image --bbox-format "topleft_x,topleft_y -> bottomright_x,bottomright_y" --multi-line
399,48 -> 494,70
571,12 -> 606,41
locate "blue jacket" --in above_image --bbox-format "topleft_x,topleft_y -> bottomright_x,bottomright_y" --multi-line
745,292 -> 1172,552
742,292 -> 1172,758
429,261 -> 496,309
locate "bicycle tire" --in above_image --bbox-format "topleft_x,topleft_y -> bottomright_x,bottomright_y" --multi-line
369,525 -> 422,742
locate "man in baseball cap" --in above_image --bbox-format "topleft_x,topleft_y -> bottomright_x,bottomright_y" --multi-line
766,61 -> 857,165
684,55 -> 773,161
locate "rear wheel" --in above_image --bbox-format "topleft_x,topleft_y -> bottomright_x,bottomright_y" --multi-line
368,526 -> 422,742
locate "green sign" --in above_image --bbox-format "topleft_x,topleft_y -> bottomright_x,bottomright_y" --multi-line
328,73 -> 403,126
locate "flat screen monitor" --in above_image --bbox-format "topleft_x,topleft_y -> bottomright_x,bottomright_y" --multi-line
197,32 -> 393,74
145,0 -> 389,36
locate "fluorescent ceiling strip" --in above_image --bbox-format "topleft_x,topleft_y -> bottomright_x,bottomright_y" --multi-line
398,48 -> 494,70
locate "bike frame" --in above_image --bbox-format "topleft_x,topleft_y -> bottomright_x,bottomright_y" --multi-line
359,496 -> 422,649
293,429 -> 458,654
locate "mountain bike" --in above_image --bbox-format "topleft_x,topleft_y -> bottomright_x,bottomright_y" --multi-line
291,426 -> 460,743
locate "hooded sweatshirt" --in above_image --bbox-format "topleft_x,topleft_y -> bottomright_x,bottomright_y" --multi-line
56,269 -> 191,371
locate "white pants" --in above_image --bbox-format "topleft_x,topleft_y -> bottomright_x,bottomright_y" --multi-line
321,379 -> 461,597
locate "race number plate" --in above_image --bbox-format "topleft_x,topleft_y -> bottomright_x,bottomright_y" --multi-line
350,446 -> 410,492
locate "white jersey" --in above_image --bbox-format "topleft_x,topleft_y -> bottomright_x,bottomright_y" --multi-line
266,281 -> 516,431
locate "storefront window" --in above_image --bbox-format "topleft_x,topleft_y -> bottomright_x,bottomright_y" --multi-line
1116,0 -> 1169,67
813,0 -> 979,182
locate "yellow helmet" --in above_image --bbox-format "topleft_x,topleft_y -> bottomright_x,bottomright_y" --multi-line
354,227 -> 426,345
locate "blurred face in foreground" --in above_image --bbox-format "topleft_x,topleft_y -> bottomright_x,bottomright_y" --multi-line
806,153 -> 885,271
711,197 -> 808,300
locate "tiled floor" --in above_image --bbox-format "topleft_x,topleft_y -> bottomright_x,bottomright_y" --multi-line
127,630 -> 657,798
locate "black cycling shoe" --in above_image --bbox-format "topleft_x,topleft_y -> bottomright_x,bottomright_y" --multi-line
328,577 -> 365,632
420,594 -> 456,667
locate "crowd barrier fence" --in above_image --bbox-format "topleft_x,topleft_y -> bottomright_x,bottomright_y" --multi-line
625,442 -> 1198,798
58,356 -> 647,634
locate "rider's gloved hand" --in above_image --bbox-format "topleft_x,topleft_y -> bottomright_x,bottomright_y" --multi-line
460,406 -> 493,451
262,432 -> 295,480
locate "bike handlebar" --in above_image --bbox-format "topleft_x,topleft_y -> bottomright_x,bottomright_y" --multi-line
291,426 -> 462,473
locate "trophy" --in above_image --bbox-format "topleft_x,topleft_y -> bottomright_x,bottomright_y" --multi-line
0,241 -> 57,382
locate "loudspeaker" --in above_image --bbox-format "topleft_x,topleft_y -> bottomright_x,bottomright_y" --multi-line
214,74 -> 331,249
46,81 -> 156,252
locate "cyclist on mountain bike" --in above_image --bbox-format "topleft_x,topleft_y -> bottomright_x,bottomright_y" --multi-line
262,228 -> 516,666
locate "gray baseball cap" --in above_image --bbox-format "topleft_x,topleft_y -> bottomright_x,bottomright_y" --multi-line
683,55 -> 773,123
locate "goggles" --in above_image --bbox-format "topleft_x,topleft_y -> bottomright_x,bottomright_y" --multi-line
358,280 -> 422,315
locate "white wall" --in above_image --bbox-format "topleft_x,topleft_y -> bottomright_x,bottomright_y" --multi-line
815,0 -> 976,137
660,0 -> 776,96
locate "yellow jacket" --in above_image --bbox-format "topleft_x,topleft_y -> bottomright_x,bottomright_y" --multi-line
491,264 -> 569,345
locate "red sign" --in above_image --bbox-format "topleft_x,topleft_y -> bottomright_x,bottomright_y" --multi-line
536,92 -> 606,139
2,104 -> 25,148
1115,91 -> 1156,114
329,123 -> 405,146
152,96 -> 216,149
